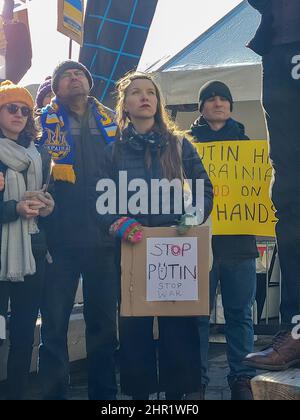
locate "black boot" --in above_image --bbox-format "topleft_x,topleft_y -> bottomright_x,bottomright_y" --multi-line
185,385 -> 206,400
165,392 -> 183,400
132,393 -> 149,400
230,377 -> 253,400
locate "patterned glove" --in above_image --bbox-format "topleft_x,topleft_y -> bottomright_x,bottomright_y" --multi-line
109,217 -> 143,244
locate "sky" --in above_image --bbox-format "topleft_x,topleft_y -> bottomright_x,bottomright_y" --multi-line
18,0 -> 242,85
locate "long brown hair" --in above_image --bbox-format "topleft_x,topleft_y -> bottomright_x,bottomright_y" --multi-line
18,112 -> 40,147
115,71 -> 185,181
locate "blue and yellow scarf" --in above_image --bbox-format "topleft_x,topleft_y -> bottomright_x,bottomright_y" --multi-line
38,97 -> 117,184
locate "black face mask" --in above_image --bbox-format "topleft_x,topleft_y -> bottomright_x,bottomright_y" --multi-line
122,123 -> 168,152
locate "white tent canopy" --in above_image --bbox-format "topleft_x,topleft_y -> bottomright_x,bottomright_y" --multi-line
149,2 -> 267,139
153,63 -> 262,106
152,63 -> 267,140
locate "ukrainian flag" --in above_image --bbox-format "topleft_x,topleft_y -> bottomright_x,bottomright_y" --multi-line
63,0 -> 83,35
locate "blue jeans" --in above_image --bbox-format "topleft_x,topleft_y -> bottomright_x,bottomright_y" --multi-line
198,258 -> 257,387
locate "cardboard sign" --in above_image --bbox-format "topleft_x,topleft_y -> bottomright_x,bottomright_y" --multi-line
196,140 -> 277,237
0,315 -> 6,340
147,237 -> 198,302
57,0 -> 84,45
121,226 -> 210,317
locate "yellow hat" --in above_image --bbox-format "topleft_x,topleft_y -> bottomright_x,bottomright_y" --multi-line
0,80 -> 34,110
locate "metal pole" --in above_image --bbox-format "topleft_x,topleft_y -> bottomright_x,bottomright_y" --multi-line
265,241 -> 270,324
279,257 -> 282,325
69,38 -> 73,59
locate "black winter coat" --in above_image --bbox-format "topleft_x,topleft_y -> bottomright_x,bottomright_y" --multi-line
248,0 -> 268,13
100,136 -> 213,233
248,0 -> 300,55
190,117 -> 249,142
190,117 -> 259,260
0,161 -> 19,224
39,105 -> 115,250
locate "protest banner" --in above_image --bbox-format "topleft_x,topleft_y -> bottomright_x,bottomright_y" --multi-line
195,140 -> 277,237
121,225 -> 210,317
147,237 -> 198,302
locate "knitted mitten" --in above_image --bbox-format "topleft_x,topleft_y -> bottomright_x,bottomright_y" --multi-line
109,217 -> 143,244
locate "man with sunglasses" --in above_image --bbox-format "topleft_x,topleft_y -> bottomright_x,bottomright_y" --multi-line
37,61 -> 118,400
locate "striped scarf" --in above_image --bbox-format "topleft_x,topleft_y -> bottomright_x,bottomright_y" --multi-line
37,97 -> 117,183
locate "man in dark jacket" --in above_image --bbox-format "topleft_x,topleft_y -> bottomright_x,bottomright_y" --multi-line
191,81 -> 258,400
244,0 -> 300,371
37,61 -> 118,400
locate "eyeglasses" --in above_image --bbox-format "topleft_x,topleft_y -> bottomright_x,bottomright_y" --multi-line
4,104 -> 31,117
61,70 -> 85,79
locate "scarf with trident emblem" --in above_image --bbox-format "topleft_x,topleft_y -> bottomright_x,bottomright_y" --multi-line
37,97 -> 117,183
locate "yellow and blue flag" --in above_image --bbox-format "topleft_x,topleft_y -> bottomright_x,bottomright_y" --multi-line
63,0 -> 84,37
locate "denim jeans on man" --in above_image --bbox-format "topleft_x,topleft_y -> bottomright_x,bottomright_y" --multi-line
198,258 -> 257,387
38,247 -> 118,400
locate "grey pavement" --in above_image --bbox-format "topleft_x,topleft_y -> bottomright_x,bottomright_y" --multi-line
0,336 -> 274,401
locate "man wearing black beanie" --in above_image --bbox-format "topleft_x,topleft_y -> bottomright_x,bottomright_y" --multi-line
244,0 -> 300,372
190,81 -> 258,400
51,60 -> 94,95
37,61 -> 118,400
198,81 -> 234,113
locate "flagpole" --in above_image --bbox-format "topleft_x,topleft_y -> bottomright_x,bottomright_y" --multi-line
69,38 -> 72,59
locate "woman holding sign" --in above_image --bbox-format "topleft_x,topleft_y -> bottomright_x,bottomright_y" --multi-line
99,72 -> 213,400
0,81 -> 54,399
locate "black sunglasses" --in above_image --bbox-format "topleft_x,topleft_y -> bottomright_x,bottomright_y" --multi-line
4,103 -> 31,117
